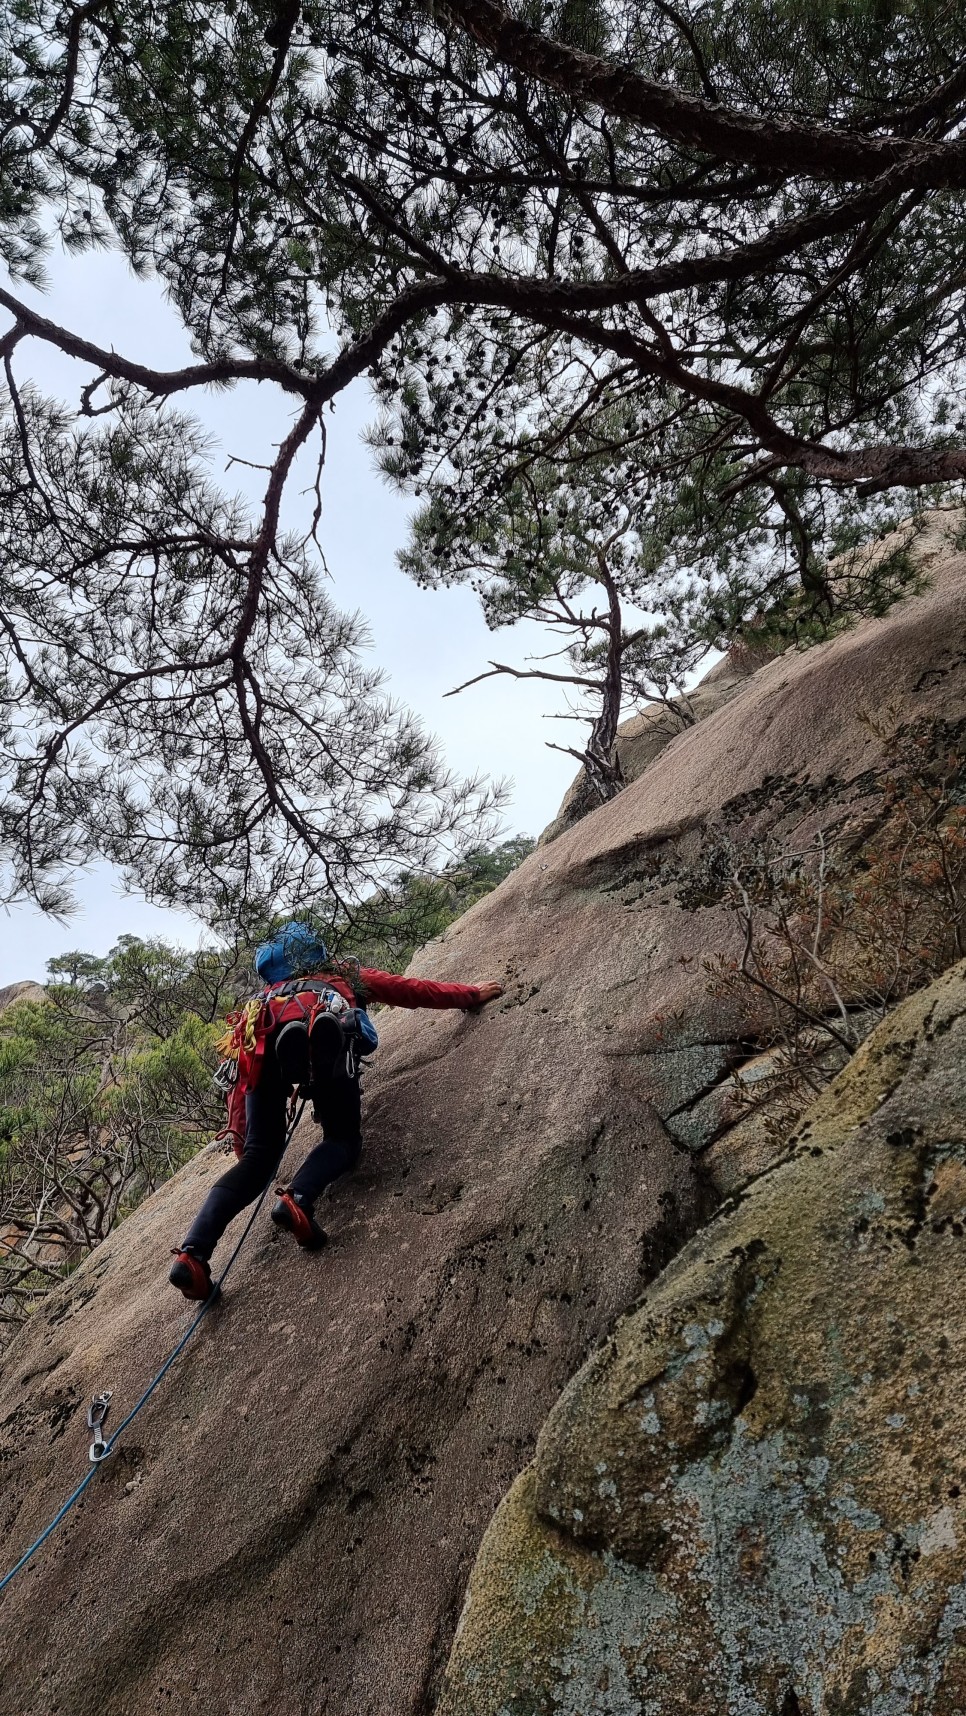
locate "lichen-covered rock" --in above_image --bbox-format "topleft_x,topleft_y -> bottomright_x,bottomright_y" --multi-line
436,959 -> 966,1716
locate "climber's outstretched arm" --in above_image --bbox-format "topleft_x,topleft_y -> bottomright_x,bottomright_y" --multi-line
359,969 -> 503,1009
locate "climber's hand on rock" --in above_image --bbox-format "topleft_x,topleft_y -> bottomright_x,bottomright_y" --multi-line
475,982 -> 504,1006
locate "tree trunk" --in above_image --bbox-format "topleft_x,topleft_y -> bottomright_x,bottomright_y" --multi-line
583,554 -> 626,803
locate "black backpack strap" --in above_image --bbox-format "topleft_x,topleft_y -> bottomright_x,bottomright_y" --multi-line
271,978 -> 335,998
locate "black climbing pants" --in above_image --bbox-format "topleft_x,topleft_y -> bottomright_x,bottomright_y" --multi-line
183,1045 -> 362,1260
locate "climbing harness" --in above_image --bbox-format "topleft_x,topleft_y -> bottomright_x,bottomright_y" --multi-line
0,1098 -> 307,1601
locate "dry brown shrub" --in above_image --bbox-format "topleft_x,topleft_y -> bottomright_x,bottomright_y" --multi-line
707,719 -> 966,1140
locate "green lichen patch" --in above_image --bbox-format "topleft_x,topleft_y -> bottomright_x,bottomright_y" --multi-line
437,962 -> 966,1716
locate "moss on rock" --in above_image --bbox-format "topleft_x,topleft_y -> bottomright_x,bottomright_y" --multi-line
437,961 -> 966,1716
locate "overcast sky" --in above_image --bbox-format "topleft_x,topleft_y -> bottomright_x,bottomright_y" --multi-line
2,243 -> 584,983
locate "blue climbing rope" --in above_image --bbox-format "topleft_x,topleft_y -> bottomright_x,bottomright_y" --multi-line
0,1099 -> 306,1598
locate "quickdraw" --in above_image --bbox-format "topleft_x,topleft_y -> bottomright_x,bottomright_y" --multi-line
87,1391 -> 112,1463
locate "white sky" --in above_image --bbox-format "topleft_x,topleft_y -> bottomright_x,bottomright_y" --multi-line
2,244 -> 583,983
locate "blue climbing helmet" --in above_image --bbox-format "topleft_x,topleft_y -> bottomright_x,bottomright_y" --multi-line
254,920 -> 329,985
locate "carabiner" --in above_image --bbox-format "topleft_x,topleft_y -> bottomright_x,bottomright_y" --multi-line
87,1390 -> 113,1463
212,1058 -> 239,1094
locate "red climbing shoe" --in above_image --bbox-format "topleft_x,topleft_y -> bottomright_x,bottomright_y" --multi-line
168,1248 -> 213,1301
270,1190 -> 327,1251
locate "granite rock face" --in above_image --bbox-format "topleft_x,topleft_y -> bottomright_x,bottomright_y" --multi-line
436,959 -> 966,1716
1,511 -> 966,1715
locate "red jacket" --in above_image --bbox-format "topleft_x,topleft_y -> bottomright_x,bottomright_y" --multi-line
278,967 -> 483,1011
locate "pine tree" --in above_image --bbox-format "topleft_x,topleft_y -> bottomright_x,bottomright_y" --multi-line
3,0 -> 966,834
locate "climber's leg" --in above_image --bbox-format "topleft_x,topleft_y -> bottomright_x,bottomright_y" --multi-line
289,1065 -> 362,1198
271,1065 -> 362,1248
171,1051 -> 288,1290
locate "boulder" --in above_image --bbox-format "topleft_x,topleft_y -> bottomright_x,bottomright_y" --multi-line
1,509 -> 966,1714
436,957 -> 966,1716
0,981 -> 45,1012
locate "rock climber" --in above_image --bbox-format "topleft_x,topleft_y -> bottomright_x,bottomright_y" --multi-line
169,921 -> 503,1300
